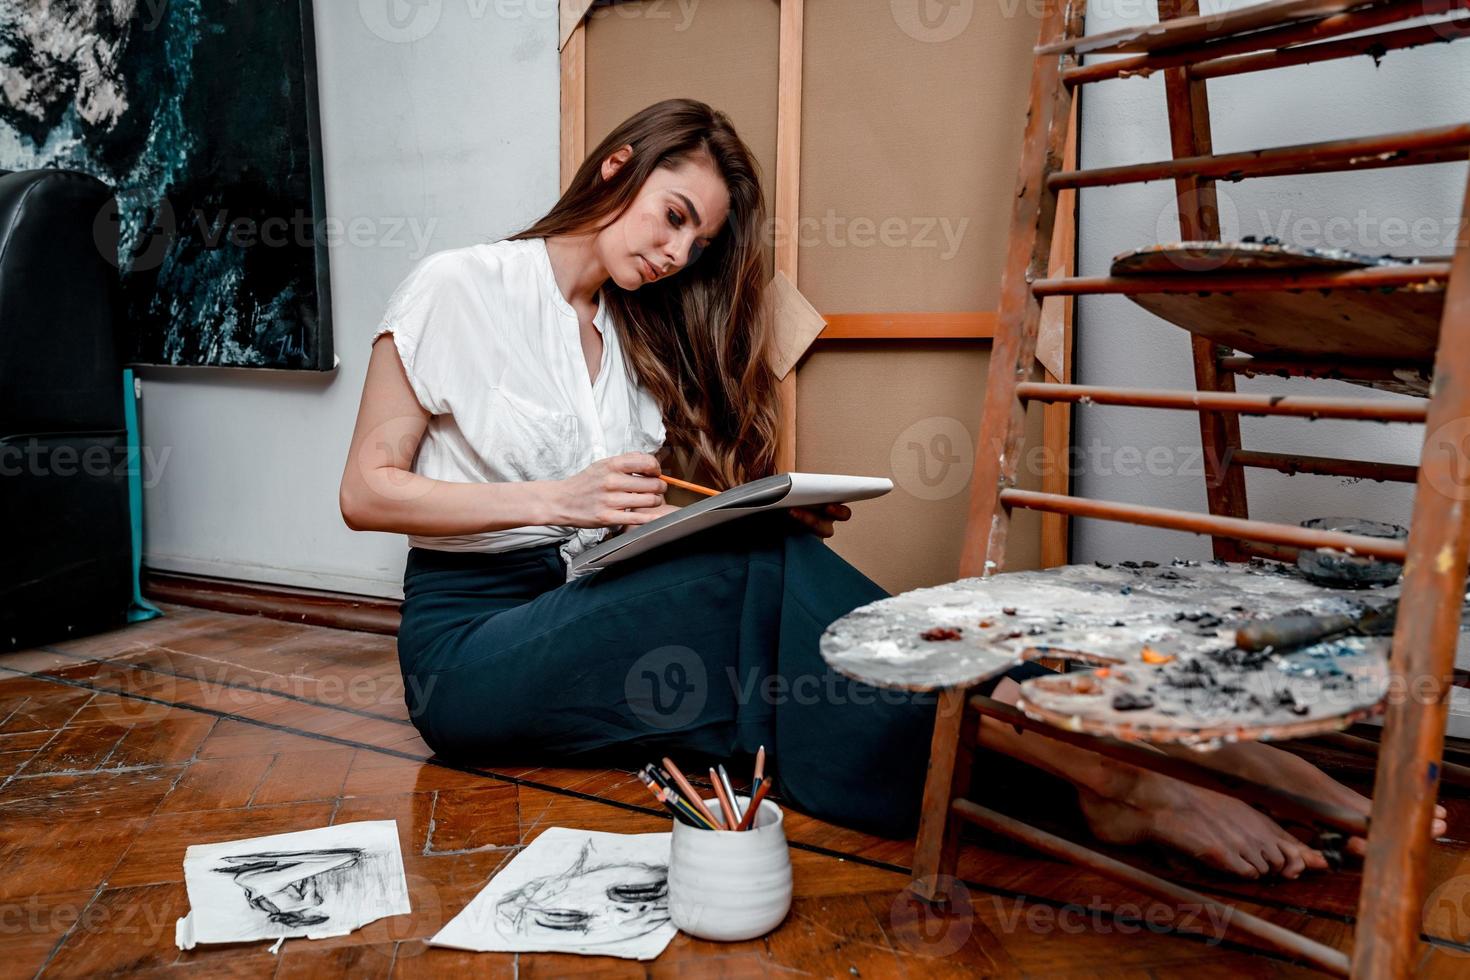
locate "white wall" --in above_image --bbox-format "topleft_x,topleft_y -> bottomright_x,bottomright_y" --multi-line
1073,1 -> 1470,563
136,2 -> 560,599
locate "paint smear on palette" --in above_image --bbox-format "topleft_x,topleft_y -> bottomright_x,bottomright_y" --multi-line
821,559 -> 1469,746
1017,635 -> 1390,746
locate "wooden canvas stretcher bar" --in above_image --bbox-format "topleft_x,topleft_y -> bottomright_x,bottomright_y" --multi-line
816,312 -> 997,341
773,0 -> 802,473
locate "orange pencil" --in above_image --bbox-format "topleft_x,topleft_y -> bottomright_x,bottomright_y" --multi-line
658,474 -> 721,497
736,780 -> 772,831
709,767 -> 740,830
662,757 -> 725,830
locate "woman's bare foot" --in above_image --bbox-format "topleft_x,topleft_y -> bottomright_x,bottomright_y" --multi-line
978,677 -> 1448,878
1181,741 -> 1449,853
1077,766 -> 1330,879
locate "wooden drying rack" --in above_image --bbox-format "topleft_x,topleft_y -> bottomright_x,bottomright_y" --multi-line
914,0 -> 1470,976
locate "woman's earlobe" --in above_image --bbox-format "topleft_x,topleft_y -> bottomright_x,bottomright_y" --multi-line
601,144 -> 635,180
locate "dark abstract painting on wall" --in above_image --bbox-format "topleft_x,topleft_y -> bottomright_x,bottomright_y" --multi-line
0,0 -> 332,370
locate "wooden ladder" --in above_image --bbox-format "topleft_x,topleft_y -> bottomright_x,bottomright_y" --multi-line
919,0 -> 1470,975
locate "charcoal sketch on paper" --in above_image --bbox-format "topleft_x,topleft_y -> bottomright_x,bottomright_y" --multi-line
495,838 -> 670,943
431,828 -> 676,960
175,821 -> 410,950
214,847 -> 368,929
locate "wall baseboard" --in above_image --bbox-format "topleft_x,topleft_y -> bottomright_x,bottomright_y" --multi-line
143,551 -> 404,600
143,567 -> 401,636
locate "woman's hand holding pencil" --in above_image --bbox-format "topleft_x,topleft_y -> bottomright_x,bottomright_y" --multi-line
658,474 -> 719,497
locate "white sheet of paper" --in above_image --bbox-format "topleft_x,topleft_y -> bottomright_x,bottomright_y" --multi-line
430,827 -> 675,960
569,472 -> 893,577
175,820 -> 410,950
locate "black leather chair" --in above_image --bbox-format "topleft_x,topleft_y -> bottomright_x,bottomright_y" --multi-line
0,168 -> 134,651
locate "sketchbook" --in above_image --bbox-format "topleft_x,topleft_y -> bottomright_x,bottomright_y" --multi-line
568,472 -> 893,577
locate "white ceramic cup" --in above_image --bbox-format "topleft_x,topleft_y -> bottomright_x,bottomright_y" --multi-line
668,795 -> 793,941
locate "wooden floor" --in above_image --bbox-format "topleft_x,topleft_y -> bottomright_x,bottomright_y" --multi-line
2,604 -> 1467,977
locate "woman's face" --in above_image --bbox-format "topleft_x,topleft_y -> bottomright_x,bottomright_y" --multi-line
597,150 -> 730,290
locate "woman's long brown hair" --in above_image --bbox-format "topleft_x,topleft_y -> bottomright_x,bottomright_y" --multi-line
511,98 -> 779,488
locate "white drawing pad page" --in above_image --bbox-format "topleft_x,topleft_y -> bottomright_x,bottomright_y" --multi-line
430,827 -> 675,960
570,472 -> 893,576
175,820 -> 410,950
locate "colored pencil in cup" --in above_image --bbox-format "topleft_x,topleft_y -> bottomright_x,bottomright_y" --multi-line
662,756 -> 725,830
658,474 -> 721,497
709,767 -> 740,830
736,779 -> 772,831
752,745 -> 766,797
716,764 -> 743,824
638,767 -> 694,826
637,766 -> 687,824
658,771 -> 722,832
647,766 -> 719,832
640,766 -> 715,830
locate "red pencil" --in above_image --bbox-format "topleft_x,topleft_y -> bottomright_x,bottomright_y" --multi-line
736,780 -> 772,831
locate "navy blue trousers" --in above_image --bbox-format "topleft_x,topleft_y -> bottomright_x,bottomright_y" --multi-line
396,512 -> 1048,838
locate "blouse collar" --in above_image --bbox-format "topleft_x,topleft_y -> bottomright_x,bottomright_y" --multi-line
534,236 -> 608,337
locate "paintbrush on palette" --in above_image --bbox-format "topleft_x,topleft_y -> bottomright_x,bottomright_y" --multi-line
1234,599 -> 1398,655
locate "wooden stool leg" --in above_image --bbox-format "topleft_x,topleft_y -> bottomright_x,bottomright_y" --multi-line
910,686 -> 975,903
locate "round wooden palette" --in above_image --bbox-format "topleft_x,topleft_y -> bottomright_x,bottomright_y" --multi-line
819,560 -> 1451,745
1111,241 -> 1442,394
1016,640 -> 1389,747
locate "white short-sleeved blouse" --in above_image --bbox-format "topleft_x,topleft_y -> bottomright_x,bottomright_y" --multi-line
371,237 -> 667,569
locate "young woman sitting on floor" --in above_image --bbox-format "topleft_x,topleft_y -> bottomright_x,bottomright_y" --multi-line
340,98 -> 1444,878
